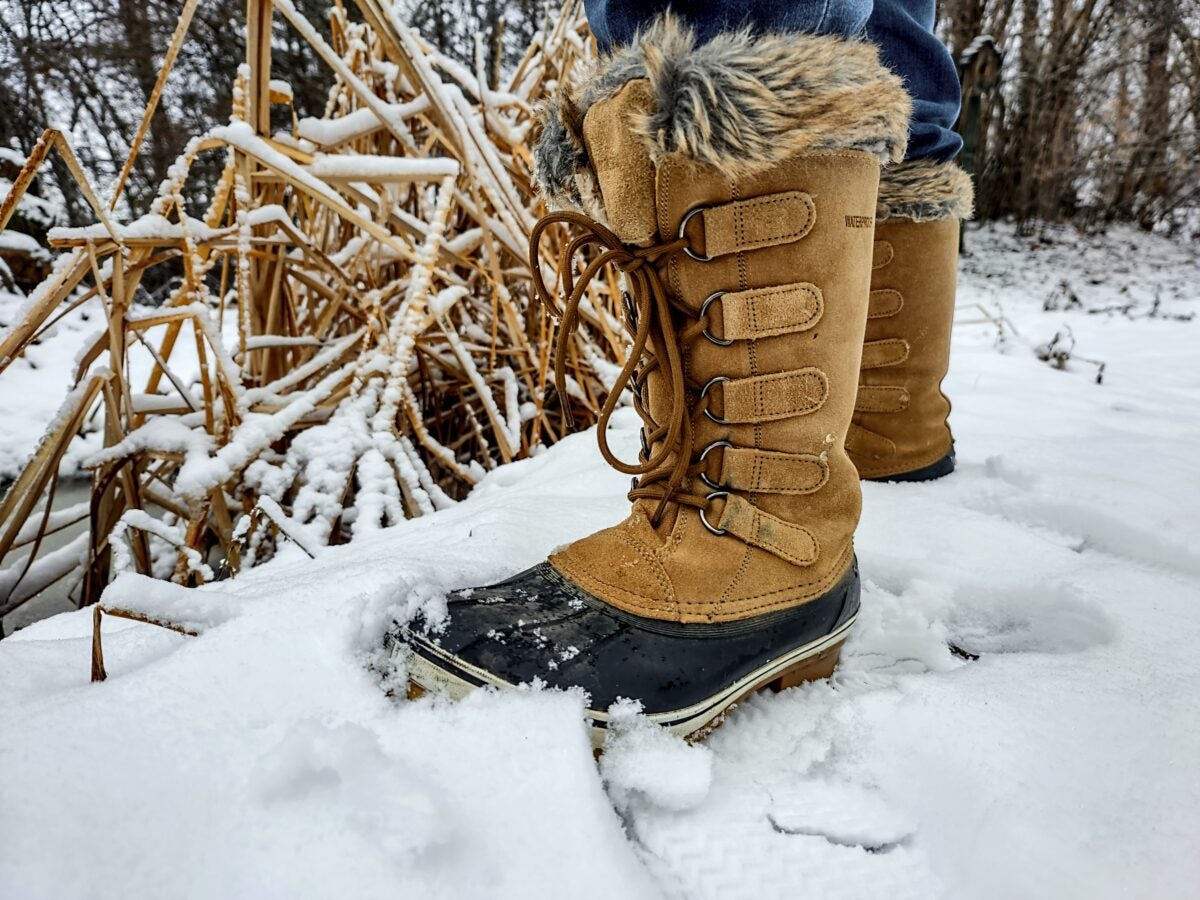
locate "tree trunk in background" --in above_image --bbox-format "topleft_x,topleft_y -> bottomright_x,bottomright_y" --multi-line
1132,7 -> 1171,229
1107,13 -> 1135,222
946,0 -> 987,59
1008,0 -> 1043,231
117,0 -> 176,215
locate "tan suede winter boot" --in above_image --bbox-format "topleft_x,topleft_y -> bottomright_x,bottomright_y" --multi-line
847,160 -> 973,481
389,16 -> 911,745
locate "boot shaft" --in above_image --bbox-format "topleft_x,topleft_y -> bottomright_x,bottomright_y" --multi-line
534,16 -> 911,622
849,160 -> 973,480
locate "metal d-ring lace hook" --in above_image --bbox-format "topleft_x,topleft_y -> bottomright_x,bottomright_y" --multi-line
700,375 -> 730,424
699,491 -> 730,535
698,439 -> 732,490
700,290 -> 732,346
678,206 -> 712,262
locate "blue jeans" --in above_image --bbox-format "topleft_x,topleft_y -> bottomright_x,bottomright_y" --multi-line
584,0 -> 963,162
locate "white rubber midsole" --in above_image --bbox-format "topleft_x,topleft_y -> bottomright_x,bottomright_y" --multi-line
400,614 -> 856,749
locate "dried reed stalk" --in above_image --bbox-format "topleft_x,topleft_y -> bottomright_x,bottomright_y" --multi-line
0,0 -> 619,619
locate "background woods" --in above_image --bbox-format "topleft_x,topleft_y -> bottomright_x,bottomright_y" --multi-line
0,0 -> 333,227
940,0 -> 1200,233
0,0 -> 541,247
3,0 -> 1198,251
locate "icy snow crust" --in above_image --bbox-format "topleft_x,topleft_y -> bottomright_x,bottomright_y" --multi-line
2,223 -> 1200,898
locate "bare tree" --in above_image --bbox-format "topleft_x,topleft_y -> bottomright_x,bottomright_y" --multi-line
939,0 -> 1199,232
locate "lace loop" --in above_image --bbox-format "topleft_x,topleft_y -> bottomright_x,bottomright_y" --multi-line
530,211 -> 702,524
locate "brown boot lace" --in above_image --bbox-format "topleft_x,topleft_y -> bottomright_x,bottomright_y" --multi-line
530,211 -> 717,526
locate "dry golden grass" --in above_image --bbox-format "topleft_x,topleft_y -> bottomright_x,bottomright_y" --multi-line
0,0 -> 621,621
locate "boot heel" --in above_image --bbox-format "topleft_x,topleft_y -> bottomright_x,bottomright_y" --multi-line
769,640 -> 844,692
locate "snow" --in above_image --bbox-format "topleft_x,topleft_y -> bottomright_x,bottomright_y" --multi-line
243,334 -> 322,350
600,698 -> 714,813
307,153 -> 460,180
1,222 -> 1199,897
0,230 -> 44,254
0,290 -> 239,481
255,495 -> 324,559
268,78 -> 293,101
959,34 -> 997,64
0,288 -> 102,479
1,154 -> 65,235
0,530 -> 88,608
47,213 -> 226,244
429,284 -> 469,316
211,122 -> 362,213
110,510 -> 213,583
296,97 -> 431,148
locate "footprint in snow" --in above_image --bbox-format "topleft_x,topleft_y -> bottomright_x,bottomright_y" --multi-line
945,579 -> 1116,657
767,780 -> 915,854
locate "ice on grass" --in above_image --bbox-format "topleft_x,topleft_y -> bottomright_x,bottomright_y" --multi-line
48,213 -> 226,243
296,97 -> 431,147
308,153 -> 459,181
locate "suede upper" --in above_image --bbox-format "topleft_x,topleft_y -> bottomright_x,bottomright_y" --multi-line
524,17 -> 913,623
528,21 -> 914,622
848,216 -> 960,478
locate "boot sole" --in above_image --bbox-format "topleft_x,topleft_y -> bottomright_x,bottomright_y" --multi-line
866,447 -> 955,483
399,614 -> 855,750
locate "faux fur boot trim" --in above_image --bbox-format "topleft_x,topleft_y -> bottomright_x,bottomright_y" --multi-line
534,94 -> 606,220
534,14 -> 911,211
876,158 -> 975,222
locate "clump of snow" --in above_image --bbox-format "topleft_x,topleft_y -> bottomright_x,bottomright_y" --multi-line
307,153 -> 459,180
99,572 -> 238,634
47,213 -> 227,244
0,231 -> 44,254
599,698 -> 713,813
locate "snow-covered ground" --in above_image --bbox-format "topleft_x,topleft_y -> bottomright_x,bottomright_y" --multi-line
0,288 -> 101,480
1,222 -> 1199,898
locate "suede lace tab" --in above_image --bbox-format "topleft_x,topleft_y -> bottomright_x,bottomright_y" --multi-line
871,240 -> 894,270
845,422 -> 897,460
719,447 -> 829,495
716,494 -> 819,567
866,288 -> 903,318
859,338 -> 910,369
854,384 -> 910,413
687,191 -> 816,259
714,369 -> 829,424
716,282 -> 823,341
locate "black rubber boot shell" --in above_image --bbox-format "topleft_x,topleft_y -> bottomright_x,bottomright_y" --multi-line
387,558 -> 860,744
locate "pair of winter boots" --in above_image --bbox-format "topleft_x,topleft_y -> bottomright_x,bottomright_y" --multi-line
389,17 -> 973,746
